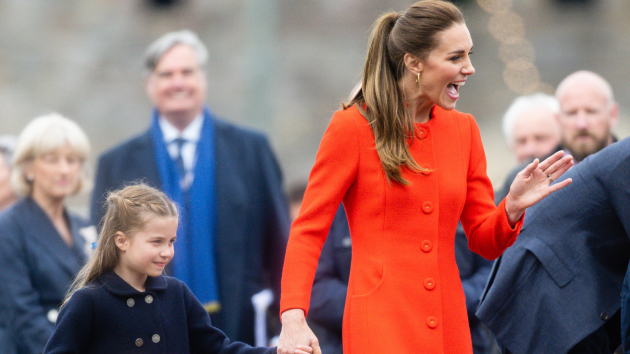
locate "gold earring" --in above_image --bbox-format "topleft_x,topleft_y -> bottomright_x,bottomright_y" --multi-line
416,72 -> 421,83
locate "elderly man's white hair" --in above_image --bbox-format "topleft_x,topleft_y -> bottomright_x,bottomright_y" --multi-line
502,93 -> 560,147
143,30 -> 209,76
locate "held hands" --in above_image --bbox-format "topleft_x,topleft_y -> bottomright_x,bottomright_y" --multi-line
505,151 -> 574,225
277,309 -> 322,354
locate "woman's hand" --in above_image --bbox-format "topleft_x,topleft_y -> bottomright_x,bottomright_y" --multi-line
277,309 -> 321,354
506,151 -> 574,225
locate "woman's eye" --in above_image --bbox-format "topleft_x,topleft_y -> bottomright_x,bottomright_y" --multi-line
468,51 -> 474,56
450,56 -> 461,61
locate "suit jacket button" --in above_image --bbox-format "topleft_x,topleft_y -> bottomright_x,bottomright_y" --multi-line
421,240 -> 433,253
152,334 -> 160,343
135,338 -> 143,347
127,298 -> 135,307
422,202 -> 434,214
426,316 -> 438,329
600,312 -> 609,321
424,278 -> 436,290
145,295 -> 154,304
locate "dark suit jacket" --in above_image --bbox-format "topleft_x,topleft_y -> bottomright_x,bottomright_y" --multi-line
309,209 -> 495,354
0,198 -> 90,354
477,137 -> 630,354
90,117 -> 290,345
44,271 -> 276,354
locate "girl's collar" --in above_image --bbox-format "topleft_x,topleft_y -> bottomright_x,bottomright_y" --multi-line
98,270 -> 168,296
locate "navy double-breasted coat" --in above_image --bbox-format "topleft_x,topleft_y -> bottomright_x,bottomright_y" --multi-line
44,271 -> 276,354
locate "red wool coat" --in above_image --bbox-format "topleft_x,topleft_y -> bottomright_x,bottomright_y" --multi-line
280,105 -> 523,353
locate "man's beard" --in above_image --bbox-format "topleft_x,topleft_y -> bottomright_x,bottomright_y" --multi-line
566,132 -> 609,162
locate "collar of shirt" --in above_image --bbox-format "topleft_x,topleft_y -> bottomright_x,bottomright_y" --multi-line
158,114 -> 203,146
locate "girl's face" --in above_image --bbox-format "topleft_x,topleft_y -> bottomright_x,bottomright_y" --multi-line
416,22 -> 475,110
29,143 -> 82,201
116,216 -> 178,283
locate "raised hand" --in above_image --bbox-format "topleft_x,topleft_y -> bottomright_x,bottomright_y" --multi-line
277,309 -> 321,354
505,151 -> 574,225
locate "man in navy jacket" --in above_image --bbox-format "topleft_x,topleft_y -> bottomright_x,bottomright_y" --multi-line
91,30 -> 290,345
477,137 -> 630,354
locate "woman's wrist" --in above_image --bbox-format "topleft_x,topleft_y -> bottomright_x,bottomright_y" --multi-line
281,308 -> 306,324
505,192 -> 525,226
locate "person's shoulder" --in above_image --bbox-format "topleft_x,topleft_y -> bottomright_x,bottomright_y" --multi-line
0,198 -> 30,233
98,129 -> 152,161
212,117 -> 268,142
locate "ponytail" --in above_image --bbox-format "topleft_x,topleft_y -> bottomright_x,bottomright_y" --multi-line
344,0 -> 464,185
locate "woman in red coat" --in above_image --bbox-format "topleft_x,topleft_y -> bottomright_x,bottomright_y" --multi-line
278,1 -> 574,353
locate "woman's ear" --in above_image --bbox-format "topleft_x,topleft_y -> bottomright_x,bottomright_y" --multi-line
404,53 -> 423,77
114,232 -> 129,252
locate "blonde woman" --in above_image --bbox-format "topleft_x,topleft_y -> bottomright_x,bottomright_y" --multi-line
0,114 -> 95,353
278,1 -> 573,353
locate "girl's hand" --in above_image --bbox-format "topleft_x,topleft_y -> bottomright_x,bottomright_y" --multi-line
506,151 -> 574,225
277,309 -> 321,354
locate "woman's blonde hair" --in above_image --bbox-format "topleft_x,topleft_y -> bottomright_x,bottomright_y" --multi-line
63,183 -> 178,306
11,113 -> 91,196
343,0 -> 464,184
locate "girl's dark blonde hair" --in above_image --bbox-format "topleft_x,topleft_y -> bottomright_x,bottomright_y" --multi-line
63,183 -> 178,306
343,0 -> 464,184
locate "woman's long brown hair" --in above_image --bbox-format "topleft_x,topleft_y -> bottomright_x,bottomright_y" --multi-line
343,0 -> 464,184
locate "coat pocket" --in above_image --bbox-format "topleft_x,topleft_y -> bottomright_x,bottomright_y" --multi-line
523,238 -> 575,287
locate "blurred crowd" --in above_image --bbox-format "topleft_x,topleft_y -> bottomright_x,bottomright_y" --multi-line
0,26 -> 626,354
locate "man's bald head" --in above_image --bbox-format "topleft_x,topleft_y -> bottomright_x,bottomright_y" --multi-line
555,71 -> 618,162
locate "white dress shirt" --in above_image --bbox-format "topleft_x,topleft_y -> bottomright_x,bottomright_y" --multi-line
158,114 -> 203,189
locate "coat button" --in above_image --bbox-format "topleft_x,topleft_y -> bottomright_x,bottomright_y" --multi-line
47,309 -> 59,323
600,312 -> 609,321
135,338 -> 143,347
145,295 -> 154,304
152,334 -> 160,343
127,298 -> 135,307
421,164 -> 432,176
421,240 -> 433,253
417,127 -> 428,139
426,316 -> 438,329
422,202 -> 434,214
424,278 -> 436,290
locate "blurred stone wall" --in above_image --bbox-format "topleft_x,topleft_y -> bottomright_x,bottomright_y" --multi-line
0,0 -> 628,215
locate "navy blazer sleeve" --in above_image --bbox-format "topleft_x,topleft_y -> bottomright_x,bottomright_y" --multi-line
255,135 -> 290,311
0,215 -> 53,352
182,284 -> 276,354
90,152 -> 114,227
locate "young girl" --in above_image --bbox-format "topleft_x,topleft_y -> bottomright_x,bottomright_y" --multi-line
43,184 -> 313,354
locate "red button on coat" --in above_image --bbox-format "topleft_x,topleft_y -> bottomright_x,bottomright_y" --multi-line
424,278 -> 436,290
422,202 -> 434,214
421,240 -> 433,252
427,316 -> 438,329
421,164 -> 432,176
416,127 -> 428,139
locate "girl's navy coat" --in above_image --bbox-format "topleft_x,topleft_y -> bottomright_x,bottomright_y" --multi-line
0,198 -> 91,354
44,272 -> 276,354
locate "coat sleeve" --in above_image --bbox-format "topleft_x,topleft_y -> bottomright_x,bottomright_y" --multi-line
43,290 -> 94,354
0,217 -> 54,353
459,115 -> 523,260
184,284 -> 276,354
280,111 -> 360,317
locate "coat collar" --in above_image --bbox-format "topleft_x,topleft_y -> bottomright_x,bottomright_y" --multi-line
98,270 -> 168,296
